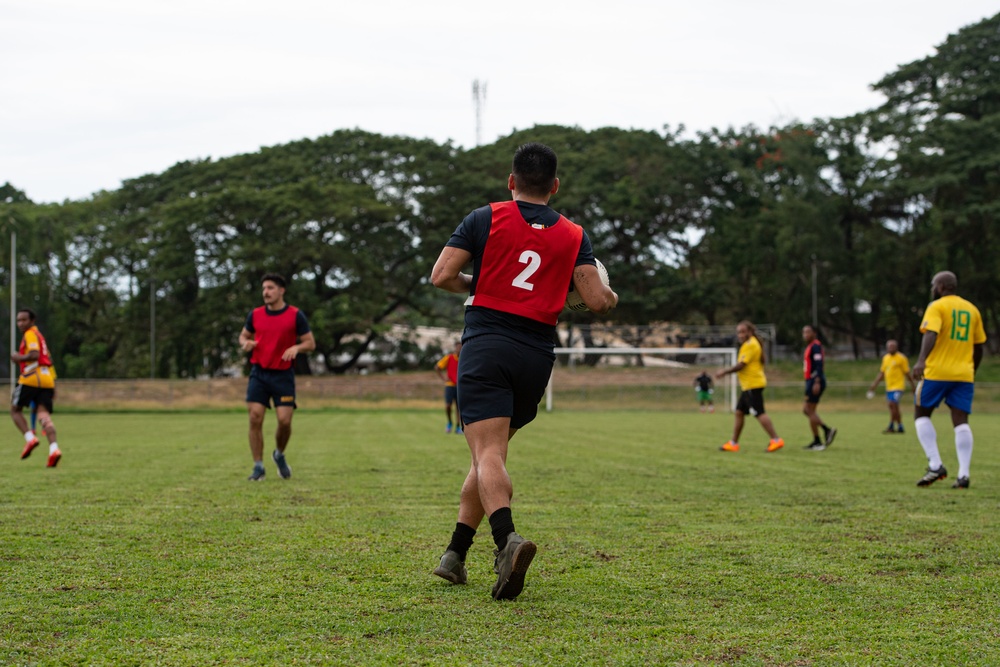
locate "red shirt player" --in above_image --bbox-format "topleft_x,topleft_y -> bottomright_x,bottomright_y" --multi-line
238,273 -> 315,481
429,142 -> 618,601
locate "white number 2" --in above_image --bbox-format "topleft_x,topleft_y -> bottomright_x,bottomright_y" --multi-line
512,250 -> 541,291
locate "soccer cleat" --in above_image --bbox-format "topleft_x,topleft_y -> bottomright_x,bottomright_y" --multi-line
492,532 -> 536,601
766,438 -> 785,453
824,428 -> 837,447
916,465 -> 947,487
21,437 -> 39,460
882,428 -> 896,434
952,477 -> 969,489
805,441 -> 826,451
247,465 -> 266,481
272,449 -> 292,479
432,550 -> 468,585
445,423 -> 453,434
455,427 -> 463,435
719,440 -> 740,452
46,449 -> 62,468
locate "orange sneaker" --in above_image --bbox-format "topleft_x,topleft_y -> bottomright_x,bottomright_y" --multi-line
46,449 -> 62,468
21,437 -> 39,460
766,438 -> 785,453
720,440 -> 740,452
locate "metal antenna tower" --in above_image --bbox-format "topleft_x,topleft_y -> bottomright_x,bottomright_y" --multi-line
472,79 -> 487,146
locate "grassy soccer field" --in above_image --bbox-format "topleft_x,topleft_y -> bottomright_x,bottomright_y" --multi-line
2,408 -> 999,666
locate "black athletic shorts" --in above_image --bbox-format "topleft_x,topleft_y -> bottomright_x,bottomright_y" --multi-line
444,385 -> 458,405
804,377 -> 826,404
246,366 -> 297,408
12,384 -> 54,413
457,333 -> 555,429
736,387 -> 766,416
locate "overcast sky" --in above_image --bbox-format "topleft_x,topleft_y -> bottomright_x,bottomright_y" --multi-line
2,1 -> 996,203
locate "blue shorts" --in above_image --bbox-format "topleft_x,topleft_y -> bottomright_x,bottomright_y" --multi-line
444,385 -> 458,405
246,366 -> 297,408
457,334 -> 554,429
804,377 -> 826,404
886,390 -> 903,404
915,379 -> 974,414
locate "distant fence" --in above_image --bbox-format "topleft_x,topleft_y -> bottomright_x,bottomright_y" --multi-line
11,375 -> 1000,412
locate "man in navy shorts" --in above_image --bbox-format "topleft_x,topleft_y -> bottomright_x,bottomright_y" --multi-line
238,273 -> 315,481
429,143 -> 618,600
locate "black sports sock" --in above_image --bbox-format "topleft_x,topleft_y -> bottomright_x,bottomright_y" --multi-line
446,522 -> 477,561
489,507 -> 515,551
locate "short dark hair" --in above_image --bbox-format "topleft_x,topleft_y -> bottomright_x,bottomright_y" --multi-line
261,273 -> 286,289
16,308 -> 36,321
512,143 -> 558,197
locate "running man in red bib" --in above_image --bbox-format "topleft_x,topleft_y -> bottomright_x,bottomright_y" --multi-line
238,274 -> 315,481
429,143 -> 618,600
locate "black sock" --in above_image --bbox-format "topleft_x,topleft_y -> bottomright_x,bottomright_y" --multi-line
812,436 -> 822,444
489,507 -> 515,551
821,424 -> 830,435
446,522 -> 476,561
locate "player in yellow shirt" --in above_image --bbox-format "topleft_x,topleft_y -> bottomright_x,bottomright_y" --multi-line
715,320 -> 784,453
10,308 -> 62,467
911,272 -> 986,489
434,341 -> 462,434
868,340 -> 915,434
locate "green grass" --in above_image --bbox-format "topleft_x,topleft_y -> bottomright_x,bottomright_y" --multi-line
3,408 -> 1000,665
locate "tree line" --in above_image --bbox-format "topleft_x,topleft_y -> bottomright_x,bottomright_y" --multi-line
1,13 -> 997,378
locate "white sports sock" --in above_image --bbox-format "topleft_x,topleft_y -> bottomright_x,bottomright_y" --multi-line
24,430 -> 36,443
915,417 -> 942,470
49,442 -> 59,454
954,424 -> 973,479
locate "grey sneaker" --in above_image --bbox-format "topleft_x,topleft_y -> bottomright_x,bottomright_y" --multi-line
491,532 -> 536,601
917,465 -> 947,487
272,449 -> 292,479
248,465 -> 266,481
824,427 -> 838,447
432,550 -> 467,585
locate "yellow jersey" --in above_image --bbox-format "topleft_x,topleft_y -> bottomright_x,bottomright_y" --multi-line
18,327 -> 57,389
737,336 -> 767,390
920,294 -> 986,382
880,352 -> 910,392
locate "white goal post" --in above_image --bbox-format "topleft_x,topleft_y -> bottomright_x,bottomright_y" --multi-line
545,347 -> 738,412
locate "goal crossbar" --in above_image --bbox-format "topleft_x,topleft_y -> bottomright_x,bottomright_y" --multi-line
546,346 -> 738,412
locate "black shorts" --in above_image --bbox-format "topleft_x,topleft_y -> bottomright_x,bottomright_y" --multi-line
736,388 -> 766,416
805,377 -> 826,404
12,384 -> 54,413
246,366 -> 297,408
444,385 -> 458,405
457,334 -> 555,429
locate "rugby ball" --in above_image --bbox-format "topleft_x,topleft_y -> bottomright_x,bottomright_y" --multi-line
565,259 -> 610,312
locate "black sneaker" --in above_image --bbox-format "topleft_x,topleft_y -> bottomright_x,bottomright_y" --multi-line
805,442 -> 826,451
272,449 -> 292,479
824,427 -> 837,447
248,465 -> 266,481
952,477 -> 970,489
916,465 -> 947,487
491,532 -> 536,601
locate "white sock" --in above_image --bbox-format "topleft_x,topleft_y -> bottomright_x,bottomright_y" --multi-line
915,417 -> 942,470
24,430 -> 36,443
49,442 -> 59,454
954,424 -> 973,479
